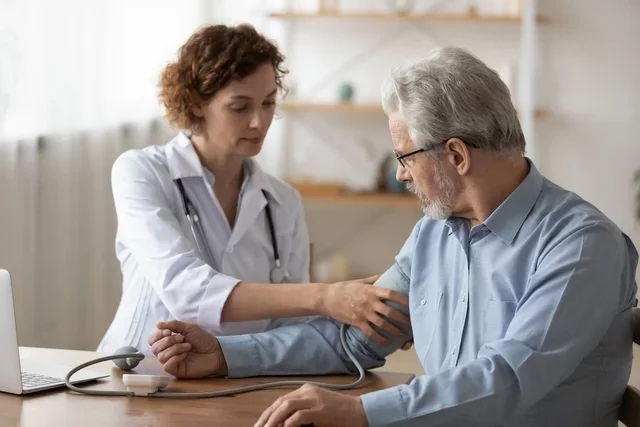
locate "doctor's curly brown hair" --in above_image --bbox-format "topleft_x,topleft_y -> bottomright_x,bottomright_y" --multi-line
159,24 -> 287,135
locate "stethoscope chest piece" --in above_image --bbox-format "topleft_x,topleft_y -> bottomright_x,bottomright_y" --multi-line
270,265 -> 289,284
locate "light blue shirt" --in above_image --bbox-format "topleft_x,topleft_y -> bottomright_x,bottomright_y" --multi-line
217,161 -> 638,427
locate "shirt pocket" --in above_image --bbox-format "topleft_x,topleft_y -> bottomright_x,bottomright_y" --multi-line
411,289 -> 444,355
482,299 -> 517,343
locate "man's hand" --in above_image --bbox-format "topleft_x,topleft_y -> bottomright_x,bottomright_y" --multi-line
321,274 -> 411,344
148,320 -> 228,378
254,384 -> 368,427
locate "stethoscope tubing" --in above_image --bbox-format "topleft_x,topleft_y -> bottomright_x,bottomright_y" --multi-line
175,178 -> 285,281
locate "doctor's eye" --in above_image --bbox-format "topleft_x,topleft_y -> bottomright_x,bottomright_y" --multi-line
229,104 -> 249,113
262,100 -> 276,109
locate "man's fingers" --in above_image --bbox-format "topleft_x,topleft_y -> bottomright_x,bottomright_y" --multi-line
374,301 -> 411,327
148,328 -> 172,346
256,393 -> 292,427
162,352 -> 188,376
157,342 -> 191,364
283,409 -> 314,427
156,320 -> 189,334
151,334 -> 185,356
263,398 -> 310,427
374,287 -> 409,306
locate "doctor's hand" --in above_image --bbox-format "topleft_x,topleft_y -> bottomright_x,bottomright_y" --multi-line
321,275 -> 410,344
255,384 -> 367,427
148,320 -> 228,379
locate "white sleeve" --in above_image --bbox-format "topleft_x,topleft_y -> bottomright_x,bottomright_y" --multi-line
112,151 -> 240,331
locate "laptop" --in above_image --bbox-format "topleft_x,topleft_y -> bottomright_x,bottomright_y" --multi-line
0,269 -> 107,394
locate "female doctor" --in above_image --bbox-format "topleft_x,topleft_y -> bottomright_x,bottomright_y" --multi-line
98,24 -> 409,354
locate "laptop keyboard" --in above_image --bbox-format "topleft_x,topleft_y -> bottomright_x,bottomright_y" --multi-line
21,372 -> 63,388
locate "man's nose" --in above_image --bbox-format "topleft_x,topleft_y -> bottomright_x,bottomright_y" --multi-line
396,164 -> 411,183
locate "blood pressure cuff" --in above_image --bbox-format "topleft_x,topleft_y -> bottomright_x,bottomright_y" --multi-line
342,263 -> 413,360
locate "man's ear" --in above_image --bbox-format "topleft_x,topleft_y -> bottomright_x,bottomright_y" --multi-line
443,138 -> 471,176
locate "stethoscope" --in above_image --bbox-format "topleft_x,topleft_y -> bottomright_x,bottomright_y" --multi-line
174,179 -> 289,283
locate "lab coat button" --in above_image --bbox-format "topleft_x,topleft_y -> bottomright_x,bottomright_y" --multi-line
420,299 -> 427,305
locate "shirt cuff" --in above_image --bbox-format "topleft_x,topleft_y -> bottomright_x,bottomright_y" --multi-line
217,334 -> 260,378
361,385 -> 407,426
196,272 -> 241,331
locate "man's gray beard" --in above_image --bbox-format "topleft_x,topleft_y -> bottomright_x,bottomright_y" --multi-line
406,172 -> 456,220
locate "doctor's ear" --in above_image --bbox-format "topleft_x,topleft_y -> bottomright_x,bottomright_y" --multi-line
191,105 -> 204,118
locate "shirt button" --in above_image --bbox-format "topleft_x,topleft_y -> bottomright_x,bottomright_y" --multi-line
226,246 -> 234,254
461,296 -> 467,303
420,299 -> 427,305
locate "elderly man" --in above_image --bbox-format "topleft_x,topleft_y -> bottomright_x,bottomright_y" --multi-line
148,47 -> 637,427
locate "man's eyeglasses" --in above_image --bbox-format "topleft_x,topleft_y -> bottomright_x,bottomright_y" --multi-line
393,149 -> 427,167
393,137 -> 479,168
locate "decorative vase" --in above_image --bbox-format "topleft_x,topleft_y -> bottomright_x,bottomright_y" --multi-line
338,82 -> 354,103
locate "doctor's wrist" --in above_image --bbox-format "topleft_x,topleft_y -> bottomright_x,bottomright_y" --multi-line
309,282 -> 330,316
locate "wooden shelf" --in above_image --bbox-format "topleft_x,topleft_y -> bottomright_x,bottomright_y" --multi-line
290,180 -> 417,207
302,191 -> 418,206
281,101 -> 548,118
280,101 -> 383,114
269,11 -> 546,23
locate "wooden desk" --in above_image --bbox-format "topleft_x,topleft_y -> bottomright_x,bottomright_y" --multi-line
1,347 -> 414,427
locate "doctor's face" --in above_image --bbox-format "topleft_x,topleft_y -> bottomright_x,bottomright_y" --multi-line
197,63 -> 277,158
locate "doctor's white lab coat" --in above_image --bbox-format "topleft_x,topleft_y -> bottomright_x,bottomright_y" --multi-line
98,132 -> 310,353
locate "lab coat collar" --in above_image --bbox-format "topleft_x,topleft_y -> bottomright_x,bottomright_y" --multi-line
165,132 -> 206,180
165,132 -> 282,205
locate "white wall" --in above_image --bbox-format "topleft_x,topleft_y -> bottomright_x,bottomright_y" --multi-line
211,0 -> 640,278
0,0 -> 207,140
536,0 -> 640,253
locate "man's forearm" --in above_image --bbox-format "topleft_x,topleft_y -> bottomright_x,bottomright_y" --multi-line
217,318 -> 402,378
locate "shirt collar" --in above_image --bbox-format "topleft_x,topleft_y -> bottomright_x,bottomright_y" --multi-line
443,158 -> 543,244
165,132 -> 282,204
483,158 -> 543,245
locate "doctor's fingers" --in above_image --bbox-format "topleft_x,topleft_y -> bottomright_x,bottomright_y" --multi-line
373,287 -> 409,307
373,300 -> 411,327
368,312 -> 407,338
151,334 -> 185,356
360,274 -> 381,284
148,328 -> 172,346
358,322 -> 389,345
157,342 -> 191,364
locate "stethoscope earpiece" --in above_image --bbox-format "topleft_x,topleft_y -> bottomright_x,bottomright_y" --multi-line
112,346 -> 144,370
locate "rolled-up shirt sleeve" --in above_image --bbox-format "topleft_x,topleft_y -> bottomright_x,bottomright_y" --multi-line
217,264 -> 412,378
112,151 -> 240,331
361,223 -> 635,426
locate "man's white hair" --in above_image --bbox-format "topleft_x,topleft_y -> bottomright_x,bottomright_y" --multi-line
381,47 -> 525,155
